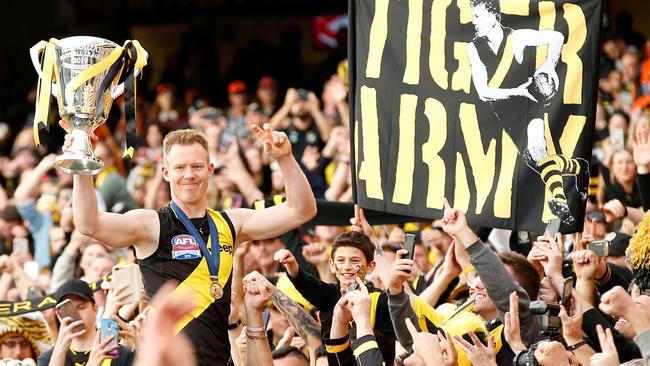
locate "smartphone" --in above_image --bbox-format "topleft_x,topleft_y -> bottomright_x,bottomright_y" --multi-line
12,238 -> 29,255
262,310 -> 270,331
112,264 -> 142,304
23,261 -> 39,281
100,318 -> 120,357
298,88 -> 309,101
610,127 -> 625,151
560,277 -> 574,315
545,218 -> 561,241
27,285 -> 44,300
404,234 -> 416,261
587,240 -> 610,257
55,299 -> 85,332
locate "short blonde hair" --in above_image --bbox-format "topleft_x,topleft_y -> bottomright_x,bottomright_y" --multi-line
162,129 -> 209,160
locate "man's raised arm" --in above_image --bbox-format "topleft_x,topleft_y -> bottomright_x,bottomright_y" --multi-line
62,123 -> 158,253
229,124 -> 317,242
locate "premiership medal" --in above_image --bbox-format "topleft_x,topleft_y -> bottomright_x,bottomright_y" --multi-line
210,281 -> 223,300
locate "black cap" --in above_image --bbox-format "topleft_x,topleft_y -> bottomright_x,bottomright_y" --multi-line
54,279 -> 94,304
609,232 -> 631,257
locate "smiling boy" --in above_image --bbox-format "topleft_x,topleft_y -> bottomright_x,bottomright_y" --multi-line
274,231 -> 395,362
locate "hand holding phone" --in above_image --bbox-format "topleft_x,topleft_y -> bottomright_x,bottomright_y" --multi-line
587,240 -> 610,257
100,318 -> 120,357
56,299 -> 85,332
560,277 -> 574,315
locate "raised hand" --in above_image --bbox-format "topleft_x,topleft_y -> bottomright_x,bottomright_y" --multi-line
453,332 -> 497,366
504,291 -> 526,352
601,199 -> 626,222
251,123 -> 292,160
572,249 -> 606,281
405,318 -> 446,366
590,325 -> 620,366
242,271 -> 275,312
634,128 -> 650,170
559,290 -> 585,344
387,249 -> 415,294
301,242 -> 329,266
273,249 -> 299,277
440,198 -> 477,247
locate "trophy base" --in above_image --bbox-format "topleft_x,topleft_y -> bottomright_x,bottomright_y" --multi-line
53,153 -> 104,175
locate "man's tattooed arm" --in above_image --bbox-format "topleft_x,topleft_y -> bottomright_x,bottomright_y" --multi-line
271,286 -> 321,345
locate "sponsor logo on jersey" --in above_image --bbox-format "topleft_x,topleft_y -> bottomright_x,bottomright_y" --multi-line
171,235 -> 201,260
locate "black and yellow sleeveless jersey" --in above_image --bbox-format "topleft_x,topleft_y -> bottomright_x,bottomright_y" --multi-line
137,206 -> 236,366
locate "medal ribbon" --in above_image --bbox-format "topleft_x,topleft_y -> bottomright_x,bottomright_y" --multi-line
169,201 -> 221,283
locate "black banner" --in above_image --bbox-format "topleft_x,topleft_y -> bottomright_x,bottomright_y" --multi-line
350,0 -> 601,233
0,274 -> 112,317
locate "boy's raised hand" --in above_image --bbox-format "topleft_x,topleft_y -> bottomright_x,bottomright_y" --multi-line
274,249 -> 299,277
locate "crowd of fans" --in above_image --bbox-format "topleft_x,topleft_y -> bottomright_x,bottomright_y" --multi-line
0,9 -> 650,366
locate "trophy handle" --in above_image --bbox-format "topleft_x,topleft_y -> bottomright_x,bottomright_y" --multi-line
30,41 -> 60,97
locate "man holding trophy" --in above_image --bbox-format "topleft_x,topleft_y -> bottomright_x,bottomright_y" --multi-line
32,36 -> 317,365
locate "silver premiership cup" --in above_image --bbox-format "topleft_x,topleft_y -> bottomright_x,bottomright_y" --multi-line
30,36 -> 147,175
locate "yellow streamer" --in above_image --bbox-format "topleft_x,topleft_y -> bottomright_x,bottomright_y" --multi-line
33,39 -> 58,146
66,46 -> 124,97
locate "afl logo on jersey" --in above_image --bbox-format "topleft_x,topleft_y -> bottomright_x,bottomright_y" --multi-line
171,235 -> 202,260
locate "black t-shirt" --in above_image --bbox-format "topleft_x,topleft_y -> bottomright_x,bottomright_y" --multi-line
600,165 -> 642,208
282,123 -> 325,161
37,345 -> 134,366
137,206 -> 236,366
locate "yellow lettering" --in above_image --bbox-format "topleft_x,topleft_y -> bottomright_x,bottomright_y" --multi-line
452,42 -> 471,94
562,3 -> 586,104
358,86 -> 384,199
494,132 -> 518,218
536,2 -> 556,69
37,296 -> 57,308
500,0 -> 530,16
366,0 -> 390,78
422,98 -> 447,209
457,0 -> 472,24
393,94 -> 418,204
429,0 -> 453,89
13,301 -> 32,313
0,303 -> 10,316
459,103 -> 496,215
404,0 -> 424,85
454,153 -> 470,212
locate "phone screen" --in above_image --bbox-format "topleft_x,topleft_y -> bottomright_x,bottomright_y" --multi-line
404,234 -> 416,261
561,277 -> 574,314
545,219 -> 561,240
100,318 -> 120,357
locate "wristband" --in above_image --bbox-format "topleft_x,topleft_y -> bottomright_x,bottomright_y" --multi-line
595,265 -> 611,285
462,264 -> 475,275
246,332 -> 268,340
566,339 -> 587,351
622,205 -> 628,218
246,325 -> 266,334
227,319 -> 241,330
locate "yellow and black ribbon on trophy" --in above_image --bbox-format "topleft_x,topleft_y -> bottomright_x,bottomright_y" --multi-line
33,38 -> 58,146
0,274 -> 112,317
32,39 -> 147,158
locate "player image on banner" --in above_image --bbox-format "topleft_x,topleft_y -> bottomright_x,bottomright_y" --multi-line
466,0 -> 589,226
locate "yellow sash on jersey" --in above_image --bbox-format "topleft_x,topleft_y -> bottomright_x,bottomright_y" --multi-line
168,209 -> 235,333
